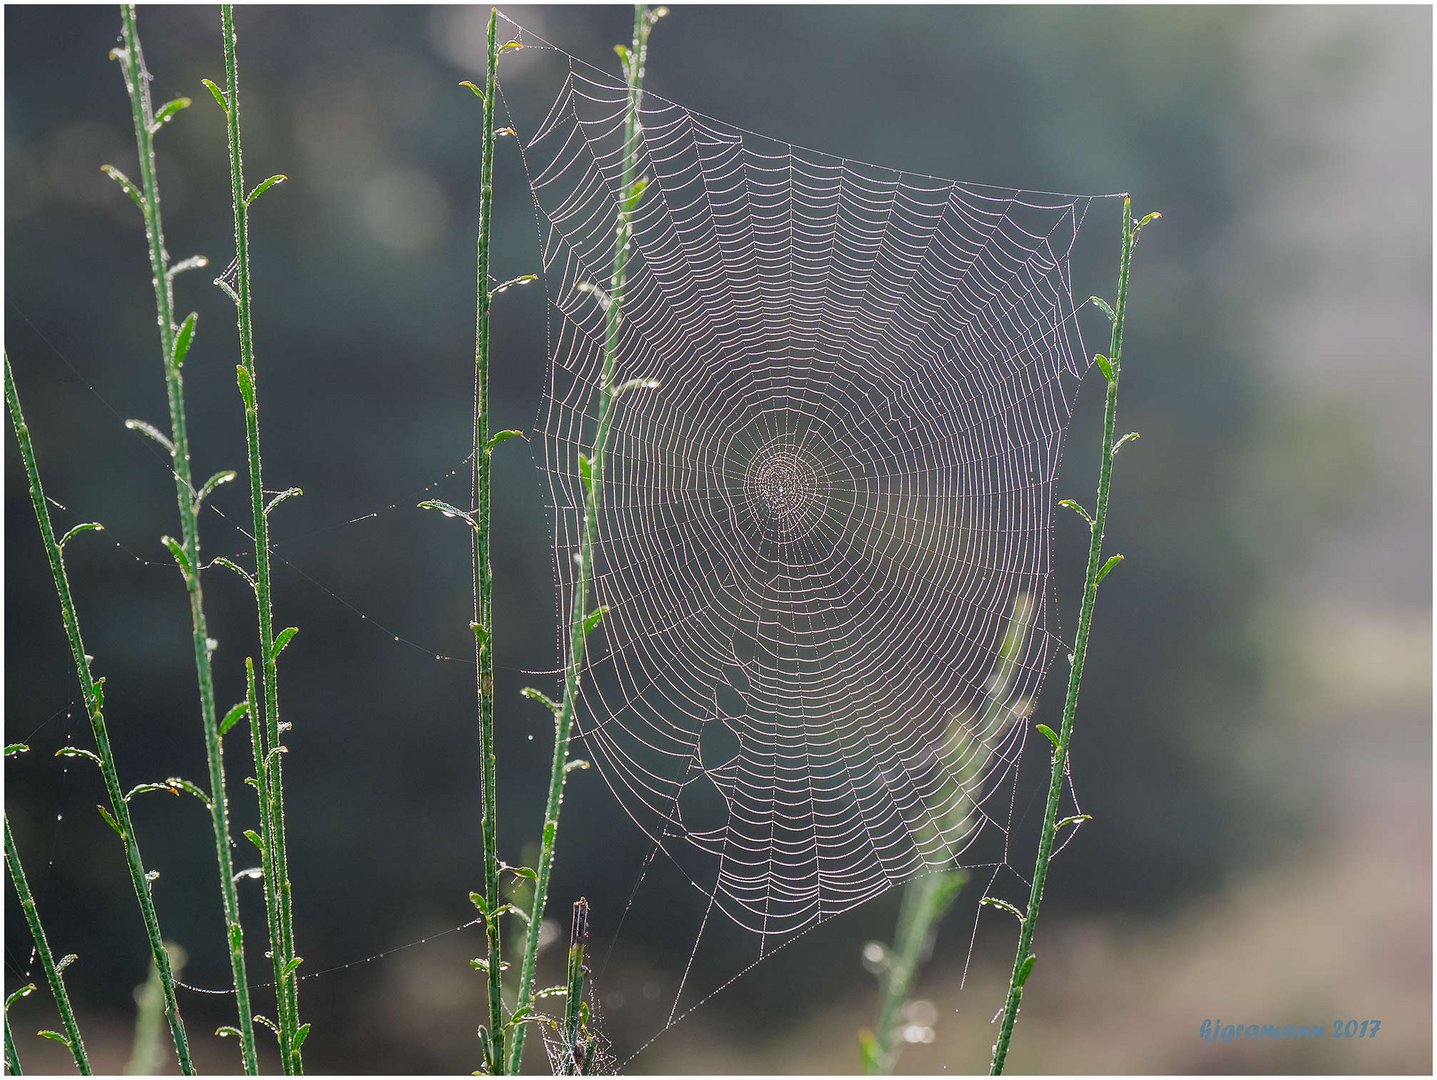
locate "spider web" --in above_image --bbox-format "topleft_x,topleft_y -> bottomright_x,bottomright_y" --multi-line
497,15 -> 1112,1007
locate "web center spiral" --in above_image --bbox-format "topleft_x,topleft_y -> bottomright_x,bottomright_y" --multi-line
740,440 -> 826,542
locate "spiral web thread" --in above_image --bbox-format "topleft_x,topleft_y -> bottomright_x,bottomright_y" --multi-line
504,18 -> 1113,987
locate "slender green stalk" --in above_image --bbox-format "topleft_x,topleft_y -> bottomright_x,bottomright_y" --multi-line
112,7 -> 258,1070
470,12 -> 506,1072
988,197 -> 1156,1074
4,1005 -> 20,1076
5,354 -> 194,1074
864,869 -> 966,1074
3,817 -> 90,1074
506,7 -> 662,1071
126,941 -> 183,1076
213,6 -> 304,1070
864,593 -> 1036,1073
559,898 -> 591,1075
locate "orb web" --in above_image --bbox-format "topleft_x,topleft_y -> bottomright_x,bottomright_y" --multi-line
504,26 -> 1103,952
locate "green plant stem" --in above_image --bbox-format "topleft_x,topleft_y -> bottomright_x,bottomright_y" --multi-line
467,13 -> 506,1075
4,817 -> 90,1074
4,1008 -> 19,1076
115,7 -> 258,1071
217,6 -> 303,1071
4,354 -> 194,1075
988,197 -> 1141,1075
865,870 -> 965,1075
559,899 -> 591,1075
506,7 -> 658,1071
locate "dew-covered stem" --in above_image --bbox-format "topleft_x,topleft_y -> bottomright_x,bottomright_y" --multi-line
506,6 -> 662,1071
469,9 -> 506,1072
988,197 -> 1155,1074
216,5 -> 304,1070
4,815 -> 90,1074
4,354 -> 194,1075
559,898 -> 591,1075
114,6 -> 259,1070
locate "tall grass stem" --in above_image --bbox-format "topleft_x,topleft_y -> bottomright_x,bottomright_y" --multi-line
4,353 -> 194,1074
506,6 -> 662,1070
4,815 -> 90,1074
215,5 -> 304,1069
988,196 -> 1155,1073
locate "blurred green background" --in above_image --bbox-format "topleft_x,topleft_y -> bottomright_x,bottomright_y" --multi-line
5,4 -> 1431,1074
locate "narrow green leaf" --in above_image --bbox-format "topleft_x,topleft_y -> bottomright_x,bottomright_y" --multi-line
1056,813 -> 1092,830
58,522 -> 105,549
96,805 -> 124,839
458,80 -> 485,102
215,1026 -> 242,1040
469,891 -> 492,917
253,1015 -> 279,1037
55,954 -> 77,974
490,274 -> 537,298
219,701 -> 249,736
477,1026 -> 494,1075
417,499 -> 478,530
575,281 -> 613,312
1134,210 -> 1163,232
245,174 -> 288,207
161,535 -> 192,580
235,364 -> 255,411
215,278 -> 240,305
100,164 -> 144,211
504,1006 -> 533,1030
980,896 -> 1026,921
194,470 -> 236,510
611,377 -> 661,398
484,429 -> 525,454
5,986 -> 34,1011
1015,954 -> 1037,988
271,626 -> 299,661
37,1030 -> 71,1048
56,747 -> 103,768
1056,499 -> 1093,528
172,312 -> 198,369
1034,724 -> 1059,749
264,487 -> 303,516
293,1023 -> 311,1050
282,957 -> 303,977
498,40 -> 523,56
200,78 -> 228,114
124,418 -> 175,456
1088,295 -> 1116,323
470,957 -> 510,974
5,744 -> 30,758
563,759 -> 590,775
211,557 -> 256,591
149,96 -> 191,133
577,453 -> 593,492
125,781 -> 179,801
1094,352 -> 1116,384
582,605 -> 609,637
624,176 -> 648,213
499,864 -> 537,883
1095,553 -> 1125,586
1112,432 -> 1141,457
165,777 -> 212,809
167,254 -> 209,280
521,687 -> 560,714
